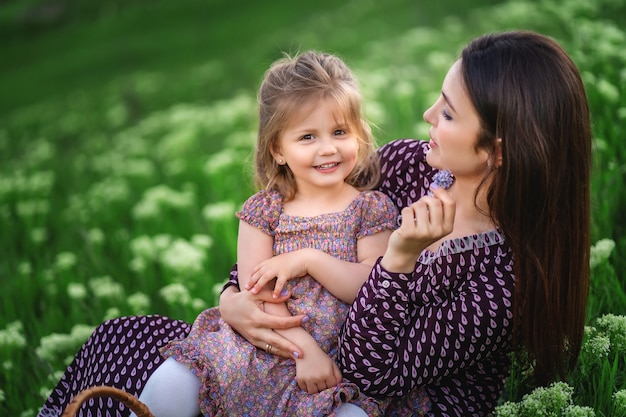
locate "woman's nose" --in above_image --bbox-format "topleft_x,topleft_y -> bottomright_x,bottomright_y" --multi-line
423,103 -> 436,124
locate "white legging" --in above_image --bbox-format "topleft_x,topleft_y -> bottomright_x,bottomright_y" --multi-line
132,357 -> 368,417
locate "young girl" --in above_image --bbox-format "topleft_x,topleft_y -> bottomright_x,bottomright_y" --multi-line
134,51 -> 401,417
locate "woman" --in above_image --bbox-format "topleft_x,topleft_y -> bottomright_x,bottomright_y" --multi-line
40,30 -> 591,417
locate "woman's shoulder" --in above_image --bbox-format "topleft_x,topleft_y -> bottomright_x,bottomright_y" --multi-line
377,139 -> 430,163
375,139 -> 433,210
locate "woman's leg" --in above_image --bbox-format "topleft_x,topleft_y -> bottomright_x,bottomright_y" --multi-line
130,358 -> 201,417
39,316 -> 191,417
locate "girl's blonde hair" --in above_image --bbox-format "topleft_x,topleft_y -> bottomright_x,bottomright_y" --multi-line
254,51 -> 379,201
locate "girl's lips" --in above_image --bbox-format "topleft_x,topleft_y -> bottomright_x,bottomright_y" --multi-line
315,162 -> 339,172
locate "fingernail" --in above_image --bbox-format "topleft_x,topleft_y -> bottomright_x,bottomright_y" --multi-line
280,289 -> 289,297
293,352 -> 300,359
431,182 -> 440,190
302,315 -> 310,323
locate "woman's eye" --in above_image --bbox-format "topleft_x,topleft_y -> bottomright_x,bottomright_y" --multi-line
441,109 -> 452,121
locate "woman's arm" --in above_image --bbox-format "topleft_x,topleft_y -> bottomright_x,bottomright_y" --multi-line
338,242 -> 516,397
219,285 -> 305,359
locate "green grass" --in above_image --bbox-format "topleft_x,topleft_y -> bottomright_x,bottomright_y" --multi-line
1,0 -> 625,415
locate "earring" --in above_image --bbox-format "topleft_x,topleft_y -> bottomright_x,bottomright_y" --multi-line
278,159 -> 284,164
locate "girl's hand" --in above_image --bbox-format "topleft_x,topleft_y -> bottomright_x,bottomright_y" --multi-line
382,185 -> 455,272
245,249 -> 311,298
219,286 -> 306,360
295,346 -> 342,394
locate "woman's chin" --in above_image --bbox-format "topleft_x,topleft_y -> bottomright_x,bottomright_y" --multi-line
425,150 -> 441,168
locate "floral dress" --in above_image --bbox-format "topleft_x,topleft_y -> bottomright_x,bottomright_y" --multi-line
160,189 -> 405,417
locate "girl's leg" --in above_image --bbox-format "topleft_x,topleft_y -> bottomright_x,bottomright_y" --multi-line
130,358 -> 201,417
335,403 -> 369,417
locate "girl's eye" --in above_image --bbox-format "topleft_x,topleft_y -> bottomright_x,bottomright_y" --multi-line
334,129 -> 347,136
441,109 -> 452,121
301,134 -> 314,140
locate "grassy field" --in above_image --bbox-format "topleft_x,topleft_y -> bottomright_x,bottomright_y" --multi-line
1,0 -> 625,415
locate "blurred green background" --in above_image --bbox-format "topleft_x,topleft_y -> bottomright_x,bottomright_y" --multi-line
2,0 -> 625,415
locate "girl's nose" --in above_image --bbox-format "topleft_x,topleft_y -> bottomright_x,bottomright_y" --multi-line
318,137 -> 338,155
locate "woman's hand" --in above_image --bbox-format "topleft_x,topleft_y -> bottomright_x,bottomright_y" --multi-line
245,249 -> 311,297
219,286 -> 306,359
382,184 -> 455,272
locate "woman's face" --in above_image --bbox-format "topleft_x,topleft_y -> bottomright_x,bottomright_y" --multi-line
423,60 -> 491,180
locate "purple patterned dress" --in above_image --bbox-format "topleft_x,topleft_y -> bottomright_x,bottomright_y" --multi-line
39,316 -> 192,417
160,189 -> 402,417
39,139 -> 516,417
339,139 -> 516,416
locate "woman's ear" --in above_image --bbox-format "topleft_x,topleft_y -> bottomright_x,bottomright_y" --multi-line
494,138 -> 503,168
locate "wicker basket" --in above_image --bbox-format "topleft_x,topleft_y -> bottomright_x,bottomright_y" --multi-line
61,386 -> 154,417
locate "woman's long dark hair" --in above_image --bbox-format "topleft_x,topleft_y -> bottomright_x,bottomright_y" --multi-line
462,31 -> 591,385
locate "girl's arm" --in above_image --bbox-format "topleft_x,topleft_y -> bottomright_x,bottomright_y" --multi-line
236,220 -> 274,291
238,219 -> 343,391
247,231 -> 392,303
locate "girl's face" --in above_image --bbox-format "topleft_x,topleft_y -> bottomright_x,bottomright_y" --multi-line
272,98 -> 359,196
423,60 -> 491,180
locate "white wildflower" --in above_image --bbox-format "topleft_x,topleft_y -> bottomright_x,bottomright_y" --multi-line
204,148 -> 239,175
67,283 -> 87,300
88,276 -> 124,300
613,390 -> 626,415
191,234 -> 213,249
87,228 -> 105,245
161,239 -> 206,276
130,235 -> 158,261
16,199 -> 50,218
103,307 -> 122,321
0,321 -> 27,349
192,298 -> 208,312
54,252 -> 77,271
202,201 -> 236,221
160,283 -> 191,306
132,184 -> 195,220
590,238 -> 615,268
128,292 -> 151,315
564,404 -> 596,417
30,227 -> 47,244
596,314 -> 626,353
17,262 -> 32,275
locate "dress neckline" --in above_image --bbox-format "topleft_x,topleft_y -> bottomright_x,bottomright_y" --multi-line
418,229 -> 504,263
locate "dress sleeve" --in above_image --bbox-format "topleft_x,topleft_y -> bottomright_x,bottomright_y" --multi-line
236,189 -> 282,235
223,190 -> 281,292
338,247 -> 515,398
356,191 -> 399,238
